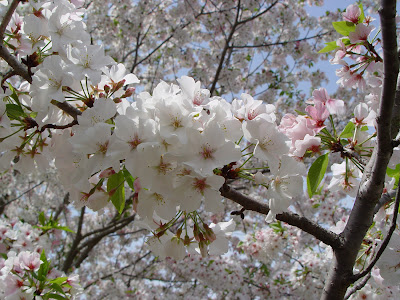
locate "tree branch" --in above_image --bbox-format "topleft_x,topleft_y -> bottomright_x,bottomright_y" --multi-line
0,44 -> 32,83
0,0 -> 33,83
209,1 -> 242,95
83,251 -> 151,289
322,1 -> 399,298
0,0 -> 20,40
229,32 -> 331,49
62,207 -> 85,273
220,184 -> 343,249
351,184 -> 400,282
72,214 -> 136,269
344,273 -> 371,300
50,100 -> 82,120
0,180 -> 44,209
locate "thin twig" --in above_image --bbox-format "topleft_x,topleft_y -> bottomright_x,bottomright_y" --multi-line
0,180 -> 44,208
230,32 -> 331,49
0,0 -> 20,40
220,184 -> 343,249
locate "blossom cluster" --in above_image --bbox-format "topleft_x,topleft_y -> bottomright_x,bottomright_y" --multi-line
0,0 -> 399,297
0,219 -> 81,299
0,0 -> 310,260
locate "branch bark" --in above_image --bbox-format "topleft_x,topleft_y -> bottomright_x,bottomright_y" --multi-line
0,0 -> 32,83
322,1 -> 399,299
220,184 -> 343,249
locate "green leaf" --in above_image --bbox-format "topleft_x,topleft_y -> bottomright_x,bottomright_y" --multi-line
50,283 -> 66,295
123,167 -> 135,190
107,171 -> 126,214
54,225 -> 75,233
307,153 -> 329,198
8,84 -> 23,107
50,277 -> 68,285
318,41 -> 339,53
340,122 -> 356,138
46,294 -> 67,300
38,212 -> 46,226
6,104 -> 25,120
294,109 -> 306,116
358,3 -> 365,23
387,164 -> 400,187
269,221 -> 285,233
332,21 -> 356,36
38,249 -> 49,281
260,264 -> 270,276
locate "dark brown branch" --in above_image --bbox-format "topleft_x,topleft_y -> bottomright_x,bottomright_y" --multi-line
322,1 -> 399,299
230,32 -> 331,49
83,251 -> 151,289
209,1 -> 241,95
351,185 -> 400,282
391,69 -> 400,138
78,214 -> 136,246
0,44 -> 32,83
40,120 -> 78,132
220,184 -> 343,249
50,100 -> 82,120
62,207 -> 85,273
53,192 -> 70,221
72,214 -> 136,269
236,0 -> 279,26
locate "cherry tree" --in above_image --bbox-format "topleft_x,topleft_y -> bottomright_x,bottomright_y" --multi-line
0,0 -> 399,299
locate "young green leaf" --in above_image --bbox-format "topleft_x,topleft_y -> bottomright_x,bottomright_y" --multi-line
38,212 -> 46,226
6,104 -> 25,120
358,3 -> 365,24
50,283 -> 66,295
123,167 -> 135,190
50,277 -> 68,285
318,41 -> 339,53
38,249 -> 50,281
340,122 -> 356,139
332,21 -> 356,36
387,164 -> 400,187
307,153 -> 329,198
107,171 -> 126,214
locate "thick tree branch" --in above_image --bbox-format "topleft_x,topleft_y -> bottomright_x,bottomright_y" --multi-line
220,184 -> 343,249
322,1 -> 399,299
